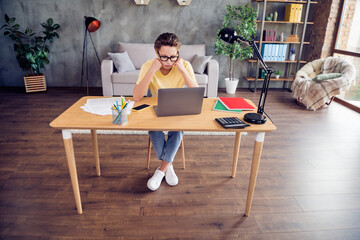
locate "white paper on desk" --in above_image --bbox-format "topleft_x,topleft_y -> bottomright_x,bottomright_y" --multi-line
80,97 -> 134,116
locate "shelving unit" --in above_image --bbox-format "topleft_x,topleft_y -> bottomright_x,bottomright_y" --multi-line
246,0 -> 317,91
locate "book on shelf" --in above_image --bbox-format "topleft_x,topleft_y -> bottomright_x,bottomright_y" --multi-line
285,4 -> 295,22
294,4 -> 303,22
218,97 -> 255,111
263,30 -> 276,41
261,43 -> 288,61
213,99 -> 243,113
285,4 -> 303,22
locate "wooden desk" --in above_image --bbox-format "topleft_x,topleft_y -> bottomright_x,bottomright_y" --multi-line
50,97 -> 276,215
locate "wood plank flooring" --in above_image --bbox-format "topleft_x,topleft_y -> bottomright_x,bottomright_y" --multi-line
0,87 -> 359,239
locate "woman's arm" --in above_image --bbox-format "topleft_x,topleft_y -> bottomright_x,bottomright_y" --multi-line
174,58 -> 199,88
133,59 -> 162,101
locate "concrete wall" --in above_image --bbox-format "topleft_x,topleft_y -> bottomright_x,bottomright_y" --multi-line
0,0 -> 294,89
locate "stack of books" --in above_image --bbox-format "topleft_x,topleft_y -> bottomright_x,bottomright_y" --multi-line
261,43 -> 288,61
284,4 -> 303,22
213,97 -> 255,113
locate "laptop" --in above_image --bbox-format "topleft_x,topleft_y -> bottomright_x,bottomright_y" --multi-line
153,87 -> 205,117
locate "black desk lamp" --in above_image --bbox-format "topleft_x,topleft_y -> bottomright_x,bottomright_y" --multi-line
218,28 -> 273,124
81,16 -> 101,95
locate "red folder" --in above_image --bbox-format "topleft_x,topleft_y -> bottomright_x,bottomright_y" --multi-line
218,97 -> 255,110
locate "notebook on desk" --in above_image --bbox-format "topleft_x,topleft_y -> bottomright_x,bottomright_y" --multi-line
153,87 -> 205,117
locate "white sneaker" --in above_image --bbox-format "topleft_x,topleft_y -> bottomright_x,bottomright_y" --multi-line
165,164 -> 178,186
147,167 -> 165,191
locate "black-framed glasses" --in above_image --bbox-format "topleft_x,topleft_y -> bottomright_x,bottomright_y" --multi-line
157,50 -> 179,62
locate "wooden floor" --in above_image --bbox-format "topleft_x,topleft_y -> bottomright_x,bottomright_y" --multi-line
0,87 -> 359,239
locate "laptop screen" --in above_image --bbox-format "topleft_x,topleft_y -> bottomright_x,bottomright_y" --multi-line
155,87 -> 205,117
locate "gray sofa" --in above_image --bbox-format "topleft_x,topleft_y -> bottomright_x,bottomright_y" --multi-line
101,42 -> 219,97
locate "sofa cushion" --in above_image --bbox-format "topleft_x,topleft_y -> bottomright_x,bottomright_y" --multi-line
112,71 -> 208,85
191,54 -> 212,74
194,74 -> 208,85
118,42 -> 207,69
112,70 -> 140,84
108,52 -> 136,73
312,73 -> 342,82
118,42 -> 156,69
179,45 -> 206,62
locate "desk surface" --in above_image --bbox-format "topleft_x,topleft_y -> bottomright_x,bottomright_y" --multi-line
50,97 -> 276,133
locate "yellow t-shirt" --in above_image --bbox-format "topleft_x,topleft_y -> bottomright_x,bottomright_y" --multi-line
136,59 -> 196,97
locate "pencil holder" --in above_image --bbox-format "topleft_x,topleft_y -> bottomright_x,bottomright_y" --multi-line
112,108 -> 128,125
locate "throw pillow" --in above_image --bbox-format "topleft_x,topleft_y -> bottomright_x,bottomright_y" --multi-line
108,51 -> 136,73
191,54 -> 212,74
312,73 -> 342,82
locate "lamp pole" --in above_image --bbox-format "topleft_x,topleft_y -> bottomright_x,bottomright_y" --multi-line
81,16 -> 101,95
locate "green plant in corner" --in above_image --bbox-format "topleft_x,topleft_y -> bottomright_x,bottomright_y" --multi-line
215,4 -> 257,81
1,14 -> 60,76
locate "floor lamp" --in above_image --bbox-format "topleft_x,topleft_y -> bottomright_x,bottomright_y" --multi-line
81,16 -> 101,95
218,28 -> 274,124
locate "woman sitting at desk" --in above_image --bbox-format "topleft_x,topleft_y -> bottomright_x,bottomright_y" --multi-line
133,32 -> 198,191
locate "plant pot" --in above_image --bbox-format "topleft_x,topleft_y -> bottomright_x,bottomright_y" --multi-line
24,74 -> 47,93
289,54 -> 296,61
275,75 -> 280,79
225,78 -> 239,94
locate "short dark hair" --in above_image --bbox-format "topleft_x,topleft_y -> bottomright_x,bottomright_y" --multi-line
154,32 -> 181,51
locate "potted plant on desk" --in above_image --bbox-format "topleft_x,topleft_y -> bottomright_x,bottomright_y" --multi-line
1,14 -> 60,92
215,4 -> 257,94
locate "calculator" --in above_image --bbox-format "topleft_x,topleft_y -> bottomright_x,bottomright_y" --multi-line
215,117 -> 250,129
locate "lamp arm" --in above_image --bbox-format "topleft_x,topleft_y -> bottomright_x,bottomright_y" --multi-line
237,38 -> 273,115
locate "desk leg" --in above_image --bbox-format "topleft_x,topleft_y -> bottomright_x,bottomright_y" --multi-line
91,130 -> 101,176
245,132 -> 265,217
231,132 -> 242,178
62,130 -> 83,214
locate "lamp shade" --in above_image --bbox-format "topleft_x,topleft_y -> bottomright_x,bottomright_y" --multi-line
218,28 -> 236,44
84,16 -> 101,32
218,28 -> 247,44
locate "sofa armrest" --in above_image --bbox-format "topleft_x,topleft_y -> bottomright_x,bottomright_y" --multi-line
101,57 -> 114,96
206,59 -> 219,98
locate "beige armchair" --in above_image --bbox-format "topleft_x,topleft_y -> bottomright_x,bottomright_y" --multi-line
291,56 -> 356,110
101,42 -> 219,97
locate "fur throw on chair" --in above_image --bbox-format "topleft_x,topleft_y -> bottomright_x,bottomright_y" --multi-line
291,57 -> 356,110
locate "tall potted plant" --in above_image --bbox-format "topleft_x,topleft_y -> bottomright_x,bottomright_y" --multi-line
1,14 -> 60,92
215,4 -> 257,94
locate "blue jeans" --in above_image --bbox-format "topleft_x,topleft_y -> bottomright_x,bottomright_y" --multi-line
148,131 -> 184,164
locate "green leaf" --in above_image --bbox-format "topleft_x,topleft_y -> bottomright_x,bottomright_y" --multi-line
30,56 -> 36,64
5,14 -> 9,22
8,18 -> 15,24
53,32 -> 59,38
36,51 -> 42,57
47,18 -> 53,26
31,64 -> 38,70
53,24 -> 60,30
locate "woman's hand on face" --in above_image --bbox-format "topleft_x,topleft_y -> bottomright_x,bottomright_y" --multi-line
150,58 -> 163,72
174,57 -> 186,72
